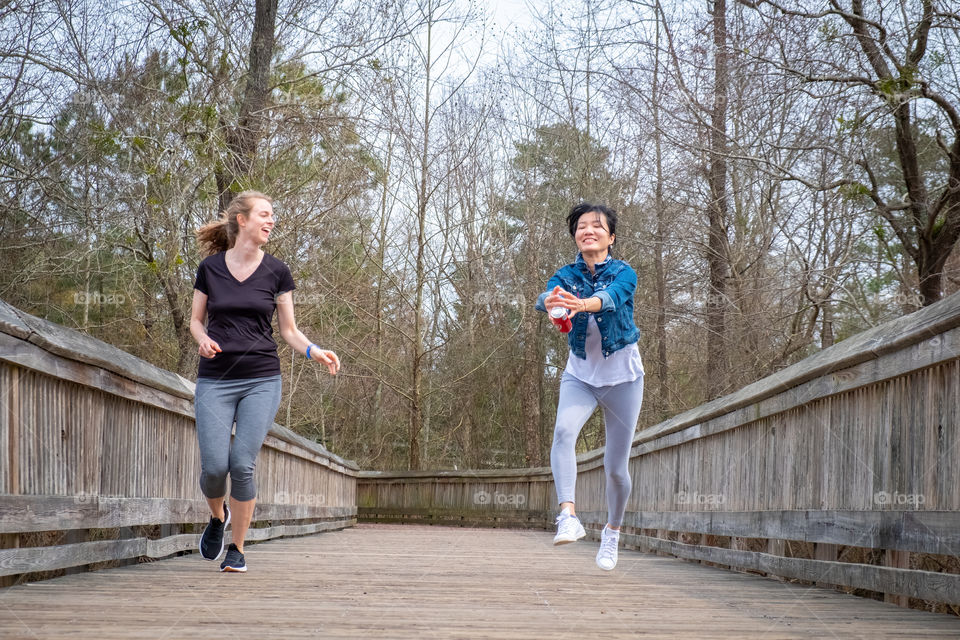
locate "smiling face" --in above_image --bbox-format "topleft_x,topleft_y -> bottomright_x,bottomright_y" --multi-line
238,198 -> 275,246
574,211 -> 614,255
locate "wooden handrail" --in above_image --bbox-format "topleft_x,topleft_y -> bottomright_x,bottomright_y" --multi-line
358,292 -> 960,608
0,300 -> 358,583
3,292 -> 960,607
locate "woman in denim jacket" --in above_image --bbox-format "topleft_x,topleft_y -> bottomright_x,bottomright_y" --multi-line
535,202 -> 644,571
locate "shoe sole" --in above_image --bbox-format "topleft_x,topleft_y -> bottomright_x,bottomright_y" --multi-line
219,565 -> 247,573
553,528 -> 586,545
199,505 -> 232,561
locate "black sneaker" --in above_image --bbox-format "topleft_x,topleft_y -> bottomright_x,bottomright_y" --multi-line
220,543 -> 246,572
199,502 -> 230,560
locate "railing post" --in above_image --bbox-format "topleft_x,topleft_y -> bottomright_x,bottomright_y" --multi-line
0,303 -> 360,584
0,534 -> 17,587
884,549 -> 910,607
766,538 -> 785,580
7,366 -> 19,495
814,543 -> 838,588
767,538 -> 784,555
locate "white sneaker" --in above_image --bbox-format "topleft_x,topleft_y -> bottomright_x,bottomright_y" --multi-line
596,525 -> 620,570
553,507 -> 586,545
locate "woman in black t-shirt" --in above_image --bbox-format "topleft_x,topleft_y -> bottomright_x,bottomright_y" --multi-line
189,190 -> 340,573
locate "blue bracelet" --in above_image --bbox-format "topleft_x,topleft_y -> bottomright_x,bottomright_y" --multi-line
307,344 -> 317,360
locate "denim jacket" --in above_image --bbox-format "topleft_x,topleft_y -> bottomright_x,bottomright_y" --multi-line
535,253 -> 640,359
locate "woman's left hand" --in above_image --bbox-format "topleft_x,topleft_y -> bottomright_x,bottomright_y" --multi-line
312,349 -> 341,375
556,290 -> 587,318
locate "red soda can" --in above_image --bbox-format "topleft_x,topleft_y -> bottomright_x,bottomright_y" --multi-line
550,306 -> 572,333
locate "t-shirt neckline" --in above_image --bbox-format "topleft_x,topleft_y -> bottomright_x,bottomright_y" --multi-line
223,250 -> 265,285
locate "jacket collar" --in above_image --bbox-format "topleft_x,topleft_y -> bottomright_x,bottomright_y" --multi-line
575,251 -> 612,275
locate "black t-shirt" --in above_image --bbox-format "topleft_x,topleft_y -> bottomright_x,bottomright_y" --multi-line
194,251 -> 296,379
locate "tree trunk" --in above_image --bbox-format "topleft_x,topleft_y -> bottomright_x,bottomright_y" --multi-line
519,197 -> 545,468
706,0 -> 730,399
218,0 -> 278,210
520,288 -> 542,467
409,351 -> 423,470
918,260 -> 946,307
160,275 -> 194,376
372,124 -> 394,458
653,6 -> 669,418
408,8 -> 434,471
821,301 -> 834,349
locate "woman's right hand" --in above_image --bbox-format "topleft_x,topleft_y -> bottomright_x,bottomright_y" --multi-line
198,336 -> 222,359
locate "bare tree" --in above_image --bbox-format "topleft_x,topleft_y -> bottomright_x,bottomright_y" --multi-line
741,0 -> 960,306
217,0 -> 278,209
651,3 -> 671,416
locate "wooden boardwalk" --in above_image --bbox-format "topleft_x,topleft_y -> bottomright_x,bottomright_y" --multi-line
1,524 -> 958,639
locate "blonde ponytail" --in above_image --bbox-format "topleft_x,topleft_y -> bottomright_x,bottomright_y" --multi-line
196,191 -> 272,257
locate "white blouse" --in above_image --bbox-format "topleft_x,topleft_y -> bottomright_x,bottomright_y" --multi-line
564,315 -> 644,387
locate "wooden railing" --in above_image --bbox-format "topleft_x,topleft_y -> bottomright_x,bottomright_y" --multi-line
0,300 -> 358,584
358,467 -> 554,528
360,293 -> 960,608
4,291 -> 960,608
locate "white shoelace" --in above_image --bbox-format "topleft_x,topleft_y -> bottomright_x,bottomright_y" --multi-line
598,530 -> 619,559
556,513 -> 580,537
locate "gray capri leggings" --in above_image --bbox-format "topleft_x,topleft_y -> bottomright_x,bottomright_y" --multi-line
551,372 -> 644,527
194,375 -> 283,502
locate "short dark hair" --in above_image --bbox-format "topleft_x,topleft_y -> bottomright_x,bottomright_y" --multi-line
566,202 -> 617,241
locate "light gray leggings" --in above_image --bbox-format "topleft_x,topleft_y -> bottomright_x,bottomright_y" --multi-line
194,375 -> 283,502
551,373 -> 644,527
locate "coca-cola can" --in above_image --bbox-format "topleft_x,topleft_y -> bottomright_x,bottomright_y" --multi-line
549,306 -> 572,333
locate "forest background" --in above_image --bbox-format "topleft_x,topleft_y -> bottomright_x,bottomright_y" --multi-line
3,0 -> 960,471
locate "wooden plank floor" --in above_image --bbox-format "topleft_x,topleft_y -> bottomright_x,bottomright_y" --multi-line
1,524 -> 959,639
